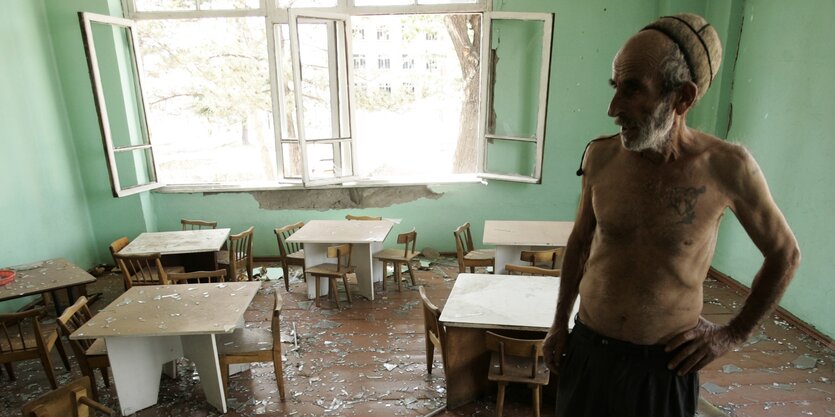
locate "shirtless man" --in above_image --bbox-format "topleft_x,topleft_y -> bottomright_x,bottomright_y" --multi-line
543,13 -> 800,417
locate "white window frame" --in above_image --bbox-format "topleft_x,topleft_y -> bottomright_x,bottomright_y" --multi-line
79,12 -> 161,197
99,0 -> 557,194
478,12 -> 553,184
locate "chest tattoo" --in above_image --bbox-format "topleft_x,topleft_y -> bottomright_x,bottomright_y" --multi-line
666,186 -> 706,224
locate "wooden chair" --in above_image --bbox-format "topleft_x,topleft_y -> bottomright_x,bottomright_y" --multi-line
21,376 -> 115,417
218,226 -> 254,282
217,291 -> 285,401
484,331 -> 550,417
505,264 -> 561,277
306,244 -> 354,308
0,307 -> 70,389
180,219 -> 218,230
345,214 -> 382,221
374,229 -> 419,291
56,296 -> 110,400
520,248 -> 564,269
113,252 -> 183,288
274,222 -> 306,292
453,222 -> 495,273
108,237 -> 129,267
418,286 -> 446,375
168,269 -> 228,284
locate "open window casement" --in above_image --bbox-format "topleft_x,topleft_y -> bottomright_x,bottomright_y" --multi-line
287,10 -> 358,186
79,12 -> 161,197
478,12 -> 553,184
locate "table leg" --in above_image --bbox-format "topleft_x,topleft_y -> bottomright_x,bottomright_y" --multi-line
304,243 -> 330,300
182,334 -> 227,413
494,245 -> 524,275
443,326 -> 490,409
106,336 -> 183,416
353,243 -> 381,301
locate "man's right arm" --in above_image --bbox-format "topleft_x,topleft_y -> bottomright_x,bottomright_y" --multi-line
543,149 -> 598,374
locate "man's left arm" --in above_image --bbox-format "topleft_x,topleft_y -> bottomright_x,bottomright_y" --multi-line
666,148 -> 801,375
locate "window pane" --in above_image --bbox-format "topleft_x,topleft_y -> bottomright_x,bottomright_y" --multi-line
306,141 -> 352,180
484,139 -> 536,177
274,24 -> 298,141
277,0 -> 337,8
200,0 -> 260,10
418,0 -> 478,4
281,142 -> 302,178
136,17 -> 277,184
115,148 -> 157,189
488,19 -> 544,138
296,18 -> 350,140
89,22 -> 148,149
134,0 -> 195,11
353,0 -> 413,6
352,14 -> 481,176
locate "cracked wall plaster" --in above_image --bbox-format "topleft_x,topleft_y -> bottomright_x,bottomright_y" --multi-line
249,186 -> 442,211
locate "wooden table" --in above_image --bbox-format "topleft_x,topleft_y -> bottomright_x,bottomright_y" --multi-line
118,229 -> 230,271
483,220 -> 574,274
287,220 -> 394,301
71,281 -> 260,415
439,273 -> 578,409
0,258 -> 96,315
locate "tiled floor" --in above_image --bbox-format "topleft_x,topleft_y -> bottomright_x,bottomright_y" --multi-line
1,257 -> 832,416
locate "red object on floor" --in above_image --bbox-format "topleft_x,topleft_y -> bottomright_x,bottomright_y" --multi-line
0,269 -> 15,285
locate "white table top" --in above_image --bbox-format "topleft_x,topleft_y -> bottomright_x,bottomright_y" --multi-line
118,229 -> 231,256
440,273 -> 577,332
71,282 -> 260,339
483,220 -> 574,247
286,220 -> 393,244
0,258 -> 96,301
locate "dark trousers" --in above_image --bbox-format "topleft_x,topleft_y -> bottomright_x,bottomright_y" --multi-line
555,318 -> 699,417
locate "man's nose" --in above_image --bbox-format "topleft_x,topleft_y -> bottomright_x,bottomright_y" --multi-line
607,93 -> 621,118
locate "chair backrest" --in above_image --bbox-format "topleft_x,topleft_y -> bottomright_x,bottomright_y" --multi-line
274,222 -> 304,258
484,331 -> 545,379
21,376 -> 115,417
0,307 -> 49,360
228,226 -> 254,280
505,264 -> 561,277
269,290 -> 283,339
326,244 -> 353,273
396,229 -> 417,257
56,296 -> 97,367
345,214 -> 382,221
181,219 -> 218,230
108,237 -> 129,267
112,252 -> 168,288
418,286 -> 445,347
520,248 -> 563,269
453,222 -> 475,260
168,269 -> 228,284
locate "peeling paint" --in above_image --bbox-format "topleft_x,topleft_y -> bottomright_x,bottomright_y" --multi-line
250,186 -> 442,211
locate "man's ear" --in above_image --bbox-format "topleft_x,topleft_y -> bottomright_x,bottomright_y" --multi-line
675,81 -> 698,114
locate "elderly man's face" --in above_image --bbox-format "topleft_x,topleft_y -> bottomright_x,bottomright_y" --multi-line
607,31 -> 676,152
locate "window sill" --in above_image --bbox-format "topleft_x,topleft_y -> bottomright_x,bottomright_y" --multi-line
154,174 -> 486,194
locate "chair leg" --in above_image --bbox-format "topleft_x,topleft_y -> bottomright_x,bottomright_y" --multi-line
38,345 -> 58,389
532,384 -> 541,417
99,367 -> 110,387
342,274 -> 352,304
381,261 -> 388,291
273,349 -> 285,400
406,261 -> 417,286
282,264 -> 290,292
314,275 -> 321,308
219,359 -> 230,397
4,363 -> 15,380
54,337 -> 71,371
330,278 -> 340,309
496,382 -> 507,417
425,331 -> 435,374
395,263 -> 403,292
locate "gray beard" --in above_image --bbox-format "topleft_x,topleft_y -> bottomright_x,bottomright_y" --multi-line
622,99 -> 675,152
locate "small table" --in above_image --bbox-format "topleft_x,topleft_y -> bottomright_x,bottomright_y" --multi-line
71,281 -> 260,416
439,273 -> 578,409
287,220 -> 394,301
0,258 -> 96,315
483,220 -> 574,274
118,229 -> 230,271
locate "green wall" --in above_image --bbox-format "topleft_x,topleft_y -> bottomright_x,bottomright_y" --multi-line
23,0 -> 831,337
711,0 -> 835,337
0,0 -> 98,311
